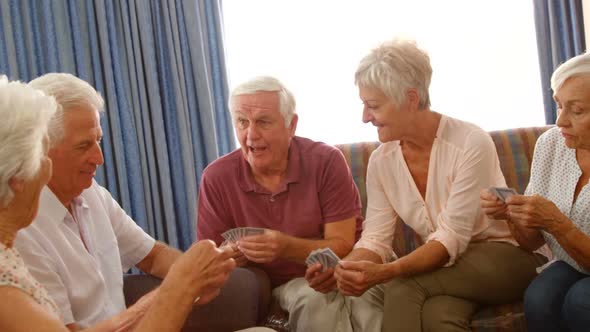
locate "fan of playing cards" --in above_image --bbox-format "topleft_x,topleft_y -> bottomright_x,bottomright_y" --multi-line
489,187 -> 518,202
305,248 -> 340,272
221,227 -> 266,242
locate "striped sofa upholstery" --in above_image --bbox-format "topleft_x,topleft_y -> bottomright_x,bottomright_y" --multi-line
334,125 -> 552,331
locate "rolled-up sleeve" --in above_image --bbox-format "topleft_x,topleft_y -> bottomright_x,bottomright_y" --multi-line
353,153 -> 396,263
426,131 -> 499,265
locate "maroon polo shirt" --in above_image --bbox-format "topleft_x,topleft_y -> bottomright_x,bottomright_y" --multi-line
196,136 -> 363,287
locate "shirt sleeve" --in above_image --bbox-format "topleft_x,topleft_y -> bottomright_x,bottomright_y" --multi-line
426,130 -> 500,265
353,151 -> 397,263
14,231 -> 75,324
96,185 -> 155,271
318,149 -> 362,223
196,166 -> 234,245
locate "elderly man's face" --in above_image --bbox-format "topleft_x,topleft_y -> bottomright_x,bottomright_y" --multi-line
555,75 -> 590,150
232,91 -> 297,176
48,106 -> 104,203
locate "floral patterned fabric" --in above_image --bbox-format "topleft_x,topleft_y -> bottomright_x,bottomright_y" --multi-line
0,241 -> 60,318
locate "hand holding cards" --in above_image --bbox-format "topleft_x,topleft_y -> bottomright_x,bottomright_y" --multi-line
489,187 -> 518,202
221,227 -> 265,243
305,248 -> 340,272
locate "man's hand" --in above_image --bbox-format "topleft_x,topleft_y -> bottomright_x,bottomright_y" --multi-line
165,240 -> 236,304
221,242 -> 248,267
506,194 -> 573,235
480,189 -> 509,220
237,230 -> 287,263
305,263 -> 337,294
334,260 -> 387,297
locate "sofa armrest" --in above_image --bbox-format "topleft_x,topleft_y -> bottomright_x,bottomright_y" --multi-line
123,267 -> 271,332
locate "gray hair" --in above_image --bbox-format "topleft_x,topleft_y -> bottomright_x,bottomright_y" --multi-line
0,76 -> 57,207
228,76 -> 296,127
551,52 -> 590,94
355,39 -> 432,109
29,73 -> 104,145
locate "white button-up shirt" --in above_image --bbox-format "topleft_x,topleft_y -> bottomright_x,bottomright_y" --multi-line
354,115 -> 517,265
15,181 -> 155,327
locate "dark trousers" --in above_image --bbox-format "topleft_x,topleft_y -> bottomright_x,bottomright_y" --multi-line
524,260 -> 590,332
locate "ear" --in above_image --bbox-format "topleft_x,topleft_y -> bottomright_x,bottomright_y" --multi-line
288,114 -> 298,136
405,88 -> 420,111
8,177 -> 24,193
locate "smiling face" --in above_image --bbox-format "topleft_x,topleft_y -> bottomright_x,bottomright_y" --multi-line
232,91 -> 297,176
359,86 -> 412,143
48,106 -> 104,204
555,75 -> 590,150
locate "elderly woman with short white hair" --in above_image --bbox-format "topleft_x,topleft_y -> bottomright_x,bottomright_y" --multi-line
333,39 -> 546,332
481,52 -> 590,331
0,76 -> 259,332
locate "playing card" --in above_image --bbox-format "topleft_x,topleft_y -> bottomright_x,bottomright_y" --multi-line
489,187 -> 518,202
222,227 -> 266,242
305,248 -> 340,271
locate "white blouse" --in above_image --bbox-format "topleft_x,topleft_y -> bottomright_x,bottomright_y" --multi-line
354,115 -> 516,265
526,127 -> 590,274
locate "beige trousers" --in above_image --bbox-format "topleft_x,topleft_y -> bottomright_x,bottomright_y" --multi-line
273,277 -> 384,332
380,242 -> 545,332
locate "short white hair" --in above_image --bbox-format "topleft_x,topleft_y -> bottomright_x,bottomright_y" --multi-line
228,76 -> 296,127
0,75 -> 57,207
551,52 -> 590,94
355,39 -> 432,109
29,73 -> 104,145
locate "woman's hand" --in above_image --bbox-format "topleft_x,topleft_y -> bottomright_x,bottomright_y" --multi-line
334,260 -> 388,297
480,189 -> 509,220
506,194 -> 573,235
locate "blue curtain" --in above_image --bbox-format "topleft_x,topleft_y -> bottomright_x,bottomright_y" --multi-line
0,0 -> 235,251
533,0 -> 586,124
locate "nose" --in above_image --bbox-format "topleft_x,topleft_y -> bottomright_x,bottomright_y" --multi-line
90,142 -> 104,166
362,107 -> 373,123
246,123 -> 261,141
556,108 -> 569,128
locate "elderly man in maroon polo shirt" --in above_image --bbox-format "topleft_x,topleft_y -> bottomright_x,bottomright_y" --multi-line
196,76 -> 363,331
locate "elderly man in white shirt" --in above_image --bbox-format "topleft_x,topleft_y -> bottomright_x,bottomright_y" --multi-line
14,73 -> 184,330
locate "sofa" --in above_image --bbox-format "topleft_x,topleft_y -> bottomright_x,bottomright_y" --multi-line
124,125 -> 552,331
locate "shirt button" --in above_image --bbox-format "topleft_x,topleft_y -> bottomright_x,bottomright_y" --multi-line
270,197 -> 275,202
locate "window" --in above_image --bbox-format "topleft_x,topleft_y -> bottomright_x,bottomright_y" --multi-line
222,0 -> 544,144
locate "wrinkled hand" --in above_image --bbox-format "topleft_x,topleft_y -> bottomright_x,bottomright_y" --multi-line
506,194 -> 572,234
166,240 -> 236,305
305,263 -> 337,294
334,260 -> 386,297
480,189 -> 508,220
221,242 -> 248,267
237,230 -> 287,263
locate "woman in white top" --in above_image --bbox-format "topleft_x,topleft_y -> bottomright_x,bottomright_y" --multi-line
0,76 -> 251,332
481,52 -> 590,331
332,39 -> 545,332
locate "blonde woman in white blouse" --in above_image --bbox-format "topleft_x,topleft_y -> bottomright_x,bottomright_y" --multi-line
0,76 -> 243,332
481,52 -> 590,332
332,39 -> 546,332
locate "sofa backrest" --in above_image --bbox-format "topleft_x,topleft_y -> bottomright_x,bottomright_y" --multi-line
335,125 -> 553,257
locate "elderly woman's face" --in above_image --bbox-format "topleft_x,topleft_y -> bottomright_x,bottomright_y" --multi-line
555,75 -> 590,150
359,86 -> 411,143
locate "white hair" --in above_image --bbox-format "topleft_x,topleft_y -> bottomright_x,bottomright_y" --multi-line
551,52 -> 590,94
29,73 -> 104,145
355,39 -> 432,109
0,75 -> 57,207
228,76 -> 296,127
